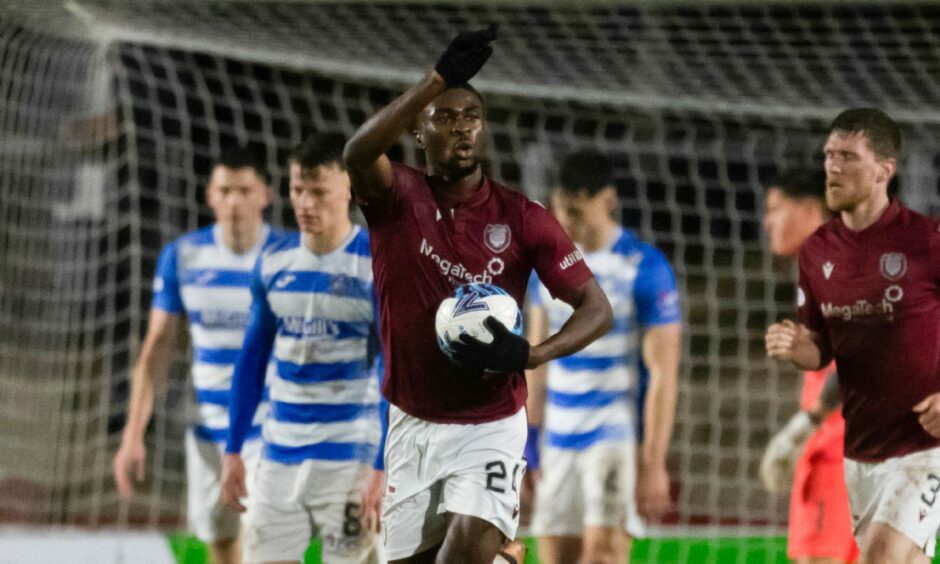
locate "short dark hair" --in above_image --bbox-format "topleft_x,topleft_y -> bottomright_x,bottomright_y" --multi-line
768,168 -> 826,202
829,108 -> 901,160
217,144 -> 270,184
289,132 -> 347,173
558,149 -> 614,196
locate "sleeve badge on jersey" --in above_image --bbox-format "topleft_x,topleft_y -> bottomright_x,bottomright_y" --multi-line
484,224 -> 511,254
879,252 -> 907,281
797,287 -> 806,308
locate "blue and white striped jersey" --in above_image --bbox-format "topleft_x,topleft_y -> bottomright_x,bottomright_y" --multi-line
530,226 -> 680,451
152,224 -> 281,443
226,225 -> 383,467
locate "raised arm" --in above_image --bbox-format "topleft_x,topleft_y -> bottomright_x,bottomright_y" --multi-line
343,73 -> 445,201
344,25 -> 498,202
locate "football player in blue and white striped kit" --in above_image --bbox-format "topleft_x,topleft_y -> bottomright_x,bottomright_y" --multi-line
113,147 -> 281,564
221,133 -> 386,564
526,150 -> 682,564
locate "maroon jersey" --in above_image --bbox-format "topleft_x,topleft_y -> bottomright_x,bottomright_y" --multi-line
359,163 -> 593,423
798,200 -> 940,461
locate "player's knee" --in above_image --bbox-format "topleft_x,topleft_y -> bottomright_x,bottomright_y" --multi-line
861,534 -> 922,564
581,541 -> 616,564
208,536 -> 240,564
438,515 -> 505,563
581,527 -> 621,564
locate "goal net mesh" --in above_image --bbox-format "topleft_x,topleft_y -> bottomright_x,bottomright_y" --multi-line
3,1 -> 940,560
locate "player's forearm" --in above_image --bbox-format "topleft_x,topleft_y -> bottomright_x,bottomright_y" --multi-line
122,339 -> 174,443
640,324 -> 681,468
528,280 -> 612,368
226,304 -> 275,454
789,338 -> 824,371
344,71 -> 446,168
226,362 -> 266,455
641,372 -> 678,469
524,306 -> 549,425
524,364 -> 547,426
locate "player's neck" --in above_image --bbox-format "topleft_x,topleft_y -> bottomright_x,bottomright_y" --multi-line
428,167 -> 484,205
302,221 -> 353,255
218,221 -> 263,254
581,220 -> 616,253
841,190 -> 891,232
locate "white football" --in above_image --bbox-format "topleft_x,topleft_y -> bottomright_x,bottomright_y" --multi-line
435,283 -> 523,359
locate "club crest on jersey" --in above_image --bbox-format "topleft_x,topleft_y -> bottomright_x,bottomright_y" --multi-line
330,274 -> 352,296
484,224 -> 511,253
822,261 -> 834,280
880,252 -> 907,281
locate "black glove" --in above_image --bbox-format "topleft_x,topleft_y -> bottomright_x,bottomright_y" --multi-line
450,316 -> 529,374
434,24 -> 498,86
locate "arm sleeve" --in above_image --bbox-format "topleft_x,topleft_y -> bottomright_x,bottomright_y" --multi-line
796,250 -> 833,367
373,354 -> 389,471
633,246 -> 682,327
357,162 -> 409,226
369,291 -> 388,471
151,242 -> 184,313
523,200 -> 593,304
226,257 -> 278,455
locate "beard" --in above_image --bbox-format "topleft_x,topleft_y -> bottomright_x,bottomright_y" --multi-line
441,153 -> 482,180
826,184 -> 868,212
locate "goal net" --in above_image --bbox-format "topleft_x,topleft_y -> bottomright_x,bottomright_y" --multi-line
3,0 -> 940,561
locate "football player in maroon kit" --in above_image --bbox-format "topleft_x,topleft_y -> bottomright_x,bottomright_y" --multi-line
344,25 -> 613,564
766,108 -> 940,564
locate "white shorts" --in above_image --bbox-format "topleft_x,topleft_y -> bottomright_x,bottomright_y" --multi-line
243,457 -> 382,564
381,405 -> 527,561
185,430 -> 261,543
844,446 -> 940,557
530,441 -> 643,538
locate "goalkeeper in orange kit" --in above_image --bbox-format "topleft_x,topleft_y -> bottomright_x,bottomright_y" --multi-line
759,168 -> 858,564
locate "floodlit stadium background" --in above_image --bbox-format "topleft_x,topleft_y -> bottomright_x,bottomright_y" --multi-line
4,1 -> 940,562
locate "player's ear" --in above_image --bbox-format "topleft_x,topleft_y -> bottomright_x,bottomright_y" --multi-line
409,114 -> 426,150
878,157 -> 897,185
263,184 -> 274,208
602,185 -> 617,214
